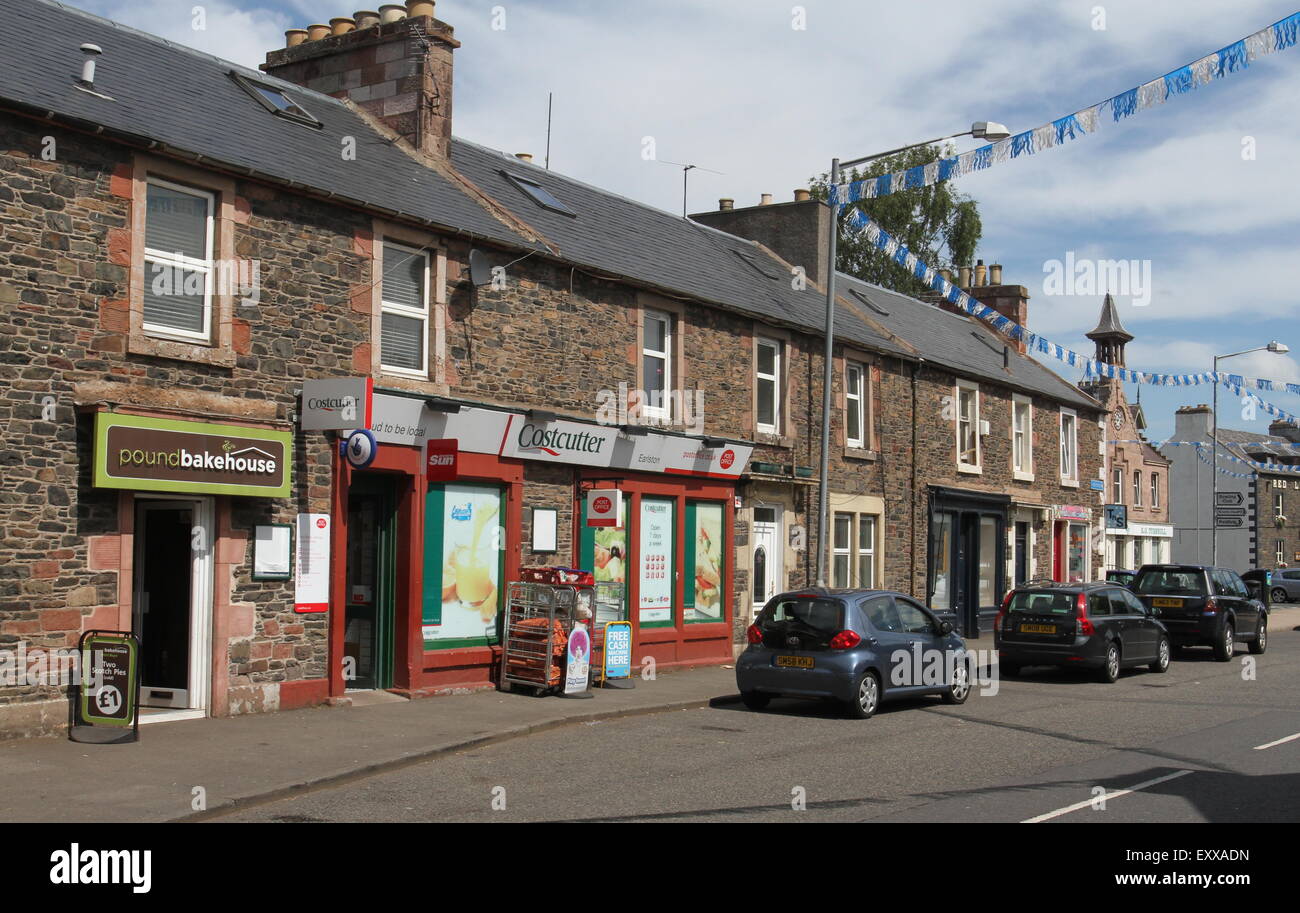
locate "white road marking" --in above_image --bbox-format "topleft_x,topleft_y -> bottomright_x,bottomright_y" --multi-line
1021,770 -> 1195,823
1253,731 -> 1300,751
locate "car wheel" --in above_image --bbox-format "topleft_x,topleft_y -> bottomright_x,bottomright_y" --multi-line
1249,617 -> 1268,655
1271,587 -> 1288,604
1098,642 -> 1121,683
942,660 -> 971,705
741,690 -> 770,711
1149,636 -> 1171,673
848,671 -> 880,720
1213,622 -> 1235,662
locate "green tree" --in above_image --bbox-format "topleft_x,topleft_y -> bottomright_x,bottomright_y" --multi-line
809,144 -> 982,297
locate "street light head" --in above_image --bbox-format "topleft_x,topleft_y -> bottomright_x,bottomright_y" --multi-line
1267,341 -> 1290,354
972,121 -> 1011,142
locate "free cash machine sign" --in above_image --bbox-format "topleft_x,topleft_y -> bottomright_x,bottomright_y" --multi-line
94,413 -> 292,498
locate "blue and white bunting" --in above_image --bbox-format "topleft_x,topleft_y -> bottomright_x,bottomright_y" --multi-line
842,209 -> 1300,421
830,11 -> 1300,205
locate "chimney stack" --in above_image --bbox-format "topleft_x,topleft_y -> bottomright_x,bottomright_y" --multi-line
262,1 -> 458,159
759,193 -> 773,206
942,262 -> 1031,355
1269,420 -> 1300,443
793,189 -> 811,202
690,191 -> 833,285
974,259 -> 987,286
718,198 -> 734,211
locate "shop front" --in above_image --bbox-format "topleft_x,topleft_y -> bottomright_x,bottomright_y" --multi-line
1052,504 -> 1095,583
90,411 -> 293,720
1105,522 -> 1173,570
330,391 -> 751,699
927,487 -> 1008,638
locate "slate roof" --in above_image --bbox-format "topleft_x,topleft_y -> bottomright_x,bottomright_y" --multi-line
453,140 -> 1101,412
4,0 -> 1100,414
0,0 -> 536,249
1215,428 -> 1300,464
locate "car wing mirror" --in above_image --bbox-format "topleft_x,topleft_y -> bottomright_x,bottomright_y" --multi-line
938,621 -> 954,636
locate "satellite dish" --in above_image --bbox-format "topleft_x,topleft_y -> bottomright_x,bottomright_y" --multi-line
468,249 -> 493,287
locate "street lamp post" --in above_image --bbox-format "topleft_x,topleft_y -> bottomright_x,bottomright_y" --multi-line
815,122 -> 1010,587
1211,341 -> 1290,565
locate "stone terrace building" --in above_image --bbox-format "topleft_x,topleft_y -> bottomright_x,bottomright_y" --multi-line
1078,294 -> 1173,570
0,0 -> 1103,737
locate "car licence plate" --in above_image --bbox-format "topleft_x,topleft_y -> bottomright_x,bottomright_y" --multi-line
775,655 -> 814,669
1152,598 -> 1183,608
1019,623 -> 1056,634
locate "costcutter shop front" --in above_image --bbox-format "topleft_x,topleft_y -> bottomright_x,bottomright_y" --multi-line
328,391 -> 753,699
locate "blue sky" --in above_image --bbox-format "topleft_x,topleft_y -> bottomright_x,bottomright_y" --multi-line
76,0 -> 1300,441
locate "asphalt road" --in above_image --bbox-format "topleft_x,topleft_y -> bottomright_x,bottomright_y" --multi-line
217,626 -> 1300,824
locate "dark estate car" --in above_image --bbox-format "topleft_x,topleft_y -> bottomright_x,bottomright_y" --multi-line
736,589 -> 970,719
995,580 -> 1171,682
1130,565 -> 1268,660
1106,569 -> 1137,587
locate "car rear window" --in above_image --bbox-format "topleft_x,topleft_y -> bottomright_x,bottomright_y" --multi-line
1007,591 -> 1076,615
1133,568 -> 1208,596
759,597 -> 844,635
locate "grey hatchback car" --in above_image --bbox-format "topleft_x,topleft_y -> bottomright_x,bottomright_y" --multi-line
735,588 -> 970,719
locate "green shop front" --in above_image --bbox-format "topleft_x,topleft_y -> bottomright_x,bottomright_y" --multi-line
329,393 -> 750,697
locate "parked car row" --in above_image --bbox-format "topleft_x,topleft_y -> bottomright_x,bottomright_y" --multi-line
734,563 -> 1271,720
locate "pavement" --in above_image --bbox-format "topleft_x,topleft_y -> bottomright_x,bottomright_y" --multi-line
0,664 -> 741,823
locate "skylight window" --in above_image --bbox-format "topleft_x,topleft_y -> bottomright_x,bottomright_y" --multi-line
503,172 -> 576,216
230,72 -> 321,128
732,249 -> 782,280
849,288 -> 889,316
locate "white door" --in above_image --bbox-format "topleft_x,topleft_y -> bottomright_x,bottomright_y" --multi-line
751,506 -> 783,617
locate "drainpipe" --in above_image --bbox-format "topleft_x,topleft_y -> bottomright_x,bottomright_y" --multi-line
911,358 -> 923,596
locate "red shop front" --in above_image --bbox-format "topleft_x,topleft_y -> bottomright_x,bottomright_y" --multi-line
325,393 -> 750,700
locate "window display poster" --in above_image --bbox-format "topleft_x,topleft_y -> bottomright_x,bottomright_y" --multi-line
685,502 -> 724,621
423,484 -> 503,646
589,497 -> 627,586
639,498 -> 674,624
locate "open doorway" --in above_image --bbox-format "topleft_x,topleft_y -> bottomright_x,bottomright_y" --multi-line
132,497 -> 213,711
344,475 -> 398,691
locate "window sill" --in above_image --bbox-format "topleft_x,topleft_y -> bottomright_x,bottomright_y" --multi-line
1013,471 -> 1036,483
754,431 -> 793,449
844,447 -> 878,462
957,464 -> 982,476
129,334 -> 235,368
1060,478 -> 1080,488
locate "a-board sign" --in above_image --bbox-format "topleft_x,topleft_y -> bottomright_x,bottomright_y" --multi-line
79,632 -> 138,728
564,625 -> 592,695
602,620 -> 633,681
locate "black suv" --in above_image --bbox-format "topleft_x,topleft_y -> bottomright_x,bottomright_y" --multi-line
995,580 -> 1171,683
1130,564 -> 1267,661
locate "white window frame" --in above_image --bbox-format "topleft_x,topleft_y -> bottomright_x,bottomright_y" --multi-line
1151,473 -> 1160,509
756,337 -> 782,435
832,512 -> 853,588
142,177 -> 215,344
1276,491 -> 1285,519
857,514 -> 876,588
1060,408 -> 1079,484
1012,394 -> 1033,480
1278,540 -> 1286,566
955,380 -> 980,473
1133,470 -> 1143,507
379,239 -> 431,379
846,361 -> 866,449
641,308 -> 672,422
1112,467 -> 1123,504
829,510 -> 879,588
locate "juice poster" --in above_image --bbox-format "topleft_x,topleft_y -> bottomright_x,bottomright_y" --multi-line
592,498 -> 626,586
690,503 -> 723,620
424,484 -> 502,643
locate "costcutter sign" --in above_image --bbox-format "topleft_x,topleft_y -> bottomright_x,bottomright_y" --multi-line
367,394 -> 753,479
94,413 -> 292,498
301,377 -> 374,431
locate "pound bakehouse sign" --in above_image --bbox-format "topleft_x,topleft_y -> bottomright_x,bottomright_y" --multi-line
93,413 -> 293,499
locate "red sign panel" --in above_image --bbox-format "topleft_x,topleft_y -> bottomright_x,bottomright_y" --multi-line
586,489 -> 621,528
426,439 -> 459,482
